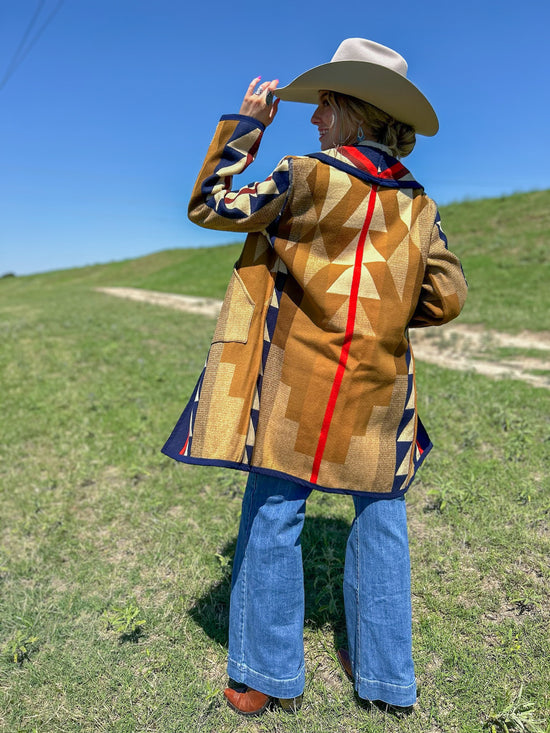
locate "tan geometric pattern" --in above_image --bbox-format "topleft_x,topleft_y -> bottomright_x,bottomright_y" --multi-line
163,116 -> 468,496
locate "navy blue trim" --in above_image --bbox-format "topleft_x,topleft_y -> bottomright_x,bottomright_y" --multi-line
434,209 -> 448,248
160,447 -> 417,499
249,465 -> 411,499
414,419 -> 433,472
220,113 -> 266,132
203,185 -> 284,220
307,152 -> 424,190
266,158 -> 293,229
161,368 -> 206,459
411,439 -> 432,482
434,208 -> 469,288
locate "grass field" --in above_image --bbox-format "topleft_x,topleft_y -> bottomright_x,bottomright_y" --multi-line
1,190 -> 549,732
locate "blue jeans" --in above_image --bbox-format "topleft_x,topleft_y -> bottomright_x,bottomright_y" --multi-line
227,473 -> 416,707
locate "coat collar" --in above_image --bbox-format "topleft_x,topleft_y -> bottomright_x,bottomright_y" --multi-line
307,143 -> 423,190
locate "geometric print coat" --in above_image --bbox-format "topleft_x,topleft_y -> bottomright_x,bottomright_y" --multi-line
162,114 -> 468,497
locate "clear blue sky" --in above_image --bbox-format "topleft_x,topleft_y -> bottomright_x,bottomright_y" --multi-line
1,0 -> 549,276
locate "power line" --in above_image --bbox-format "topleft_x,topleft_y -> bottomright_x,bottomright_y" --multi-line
1,0 -> 46,86
0,0 -> 66,92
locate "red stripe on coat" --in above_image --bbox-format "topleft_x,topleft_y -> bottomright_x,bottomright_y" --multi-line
310,185 -> 378,483
179,434 -> 190,456
341,146 -> 409,180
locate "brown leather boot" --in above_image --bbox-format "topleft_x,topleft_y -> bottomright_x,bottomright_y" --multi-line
224,686 -> 303,716
337,648 -> 353,680
224,686 -> 271,716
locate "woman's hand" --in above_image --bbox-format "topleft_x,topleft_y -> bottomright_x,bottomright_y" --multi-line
239,77 -> 280,127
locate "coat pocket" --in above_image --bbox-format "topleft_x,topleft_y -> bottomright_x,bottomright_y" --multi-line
212,268 -> 255,344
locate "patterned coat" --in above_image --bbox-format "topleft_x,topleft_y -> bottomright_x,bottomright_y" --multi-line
162,114 -> 467,497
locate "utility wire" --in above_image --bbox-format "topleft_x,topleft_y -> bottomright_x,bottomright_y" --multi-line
0,0 -> 66,92
1,0 -> 46,85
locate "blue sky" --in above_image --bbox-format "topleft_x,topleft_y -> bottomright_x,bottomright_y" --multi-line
1,0 -> 549,276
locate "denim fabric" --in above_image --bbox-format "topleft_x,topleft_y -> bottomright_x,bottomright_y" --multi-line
227,472 -> 416,706
344,494 -> 416,706
227,472 -> 312,698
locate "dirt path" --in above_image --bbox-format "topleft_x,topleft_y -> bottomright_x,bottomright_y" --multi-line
97,287 -> 224,318
408,323 -> 550,389
96,287 -> 550,390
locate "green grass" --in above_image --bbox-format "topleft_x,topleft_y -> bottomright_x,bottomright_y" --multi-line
440,189 -> 550,332
1,190 -> 550,732
1,242 -> 243,301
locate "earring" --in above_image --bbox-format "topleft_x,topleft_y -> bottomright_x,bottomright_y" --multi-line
357,125 -> 366,143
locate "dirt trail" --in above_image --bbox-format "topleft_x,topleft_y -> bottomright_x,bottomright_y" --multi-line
96,287 -> 550,390
408,324 -> 550,389
97,287 -> 224,317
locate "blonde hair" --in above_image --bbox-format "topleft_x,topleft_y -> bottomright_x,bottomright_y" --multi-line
325,91 -> 416,158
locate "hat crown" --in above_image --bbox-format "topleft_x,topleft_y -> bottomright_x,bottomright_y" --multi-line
275,37 -> 438,136
330,38 -> 408,78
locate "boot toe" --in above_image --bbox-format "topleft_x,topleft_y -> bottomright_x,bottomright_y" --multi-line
223,686 -> 270,716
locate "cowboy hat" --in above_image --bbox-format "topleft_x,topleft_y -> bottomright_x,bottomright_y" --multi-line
276,38 -> 439,136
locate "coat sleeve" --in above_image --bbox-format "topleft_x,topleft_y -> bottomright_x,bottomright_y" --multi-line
187,114 -> 291,233
409,206 -> 468,328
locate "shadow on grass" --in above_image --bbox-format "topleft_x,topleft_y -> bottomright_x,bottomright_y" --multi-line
188,516 -> 350,648
118,628 -> 145,644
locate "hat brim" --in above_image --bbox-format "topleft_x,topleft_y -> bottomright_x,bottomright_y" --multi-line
276,60 -> 439,136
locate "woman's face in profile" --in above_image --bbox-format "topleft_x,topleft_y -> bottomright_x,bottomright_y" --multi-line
310,91 -> 338,150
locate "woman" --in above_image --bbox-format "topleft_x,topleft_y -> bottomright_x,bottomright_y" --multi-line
163,38 -> 467,715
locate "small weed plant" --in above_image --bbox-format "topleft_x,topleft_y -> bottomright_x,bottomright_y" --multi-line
5,628 -> 39,665
485,686 -> 547,733
103,602 -> 146,640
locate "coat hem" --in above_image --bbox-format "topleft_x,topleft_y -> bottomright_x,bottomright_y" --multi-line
159,445 -> 431,499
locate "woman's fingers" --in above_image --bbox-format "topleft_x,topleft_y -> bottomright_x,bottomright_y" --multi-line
239,78 -> 280,126
247,76 -> 262,97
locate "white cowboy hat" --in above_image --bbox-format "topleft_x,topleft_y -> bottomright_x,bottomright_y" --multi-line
276,38 -> 439,136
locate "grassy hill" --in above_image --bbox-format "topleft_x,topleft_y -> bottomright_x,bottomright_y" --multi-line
3,188 -> 550,332
1,243 -> 244,300
1,189 -> 549,732
440,189 -> 550,331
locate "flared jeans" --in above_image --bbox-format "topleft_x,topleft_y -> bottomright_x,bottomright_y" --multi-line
227,472 -> 416,707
